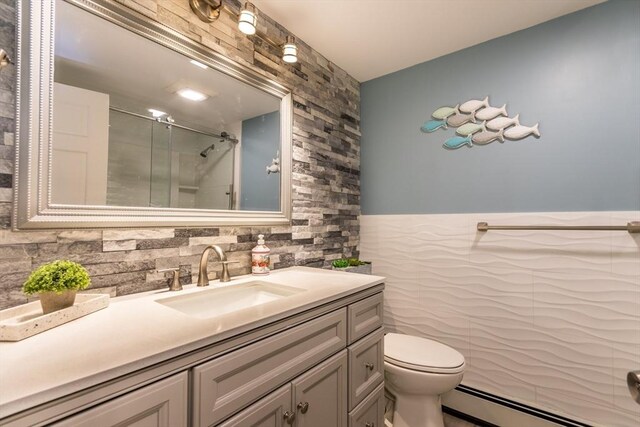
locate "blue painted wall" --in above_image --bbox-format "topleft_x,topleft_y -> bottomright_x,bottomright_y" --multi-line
360,0 -> 640,215
241,111 -> 280,211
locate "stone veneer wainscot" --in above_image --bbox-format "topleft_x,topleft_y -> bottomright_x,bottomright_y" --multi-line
0,0 -> 361,309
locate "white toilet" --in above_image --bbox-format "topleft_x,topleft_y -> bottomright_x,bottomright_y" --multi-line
384,333 -> 465,427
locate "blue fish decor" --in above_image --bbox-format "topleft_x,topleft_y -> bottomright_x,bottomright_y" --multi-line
443,135 -> 473,150
420,96 -> 541,150
421,119 -> 448,133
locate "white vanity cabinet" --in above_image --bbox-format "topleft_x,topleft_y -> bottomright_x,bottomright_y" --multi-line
1,288 -> 384,427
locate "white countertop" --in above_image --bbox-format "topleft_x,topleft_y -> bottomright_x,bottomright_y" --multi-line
0,267 -> 384,418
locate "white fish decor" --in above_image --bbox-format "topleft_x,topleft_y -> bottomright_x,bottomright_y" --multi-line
459,96 -> 489,114
486,114 -> 520,131
456,121 -> 486,136
504,123 -> 541,140
420,97 -> 541,150
475,104 -> 508,121
431,105 -> 459,120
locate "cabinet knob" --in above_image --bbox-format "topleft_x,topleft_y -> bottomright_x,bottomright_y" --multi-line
365,362 -> 375,371
365,423 -> 375,427
283,410 -> 296,424
297,401 -> 309,414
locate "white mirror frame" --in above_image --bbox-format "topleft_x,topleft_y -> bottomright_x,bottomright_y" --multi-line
13,0 -> 292,230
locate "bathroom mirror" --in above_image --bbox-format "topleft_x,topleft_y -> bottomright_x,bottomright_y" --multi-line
13,0 -> 292,229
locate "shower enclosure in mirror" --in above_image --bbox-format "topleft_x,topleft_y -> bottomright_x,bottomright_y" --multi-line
13,0 -> 292,229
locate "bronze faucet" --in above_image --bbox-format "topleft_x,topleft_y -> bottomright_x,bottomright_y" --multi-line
197,245 -> 236,286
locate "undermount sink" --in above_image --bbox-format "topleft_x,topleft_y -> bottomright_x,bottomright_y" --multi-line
155,281 -> 305,319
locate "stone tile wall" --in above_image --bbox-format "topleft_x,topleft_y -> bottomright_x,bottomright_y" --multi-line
0,0 -> 361,309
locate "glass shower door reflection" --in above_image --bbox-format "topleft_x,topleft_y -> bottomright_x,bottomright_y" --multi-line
150,120 -> 172,208
106,110 -> 236,210
171,127 -> 235,210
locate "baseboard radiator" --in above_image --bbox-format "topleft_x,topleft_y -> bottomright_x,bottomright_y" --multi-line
442,385 -> 593,427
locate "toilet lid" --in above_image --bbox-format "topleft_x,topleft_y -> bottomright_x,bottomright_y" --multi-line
384,333 -> 465,374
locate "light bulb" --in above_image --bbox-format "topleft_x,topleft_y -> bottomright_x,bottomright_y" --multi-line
282,35 -> 297,64
238,2 -> 257,35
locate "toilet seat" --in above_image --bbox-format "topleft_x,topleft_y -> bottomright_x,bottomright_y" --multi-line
384,333 -> 465,374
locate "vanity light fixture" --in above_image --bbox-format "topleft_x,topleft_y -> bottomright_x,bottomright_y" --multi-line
282,35 -> 298,63
148,108 -> 167,118
189,0 -> 299,65
238,2 -> 257,35
189,0 -> 222,23
177,88 -> 208,102
189,59 -> 208,69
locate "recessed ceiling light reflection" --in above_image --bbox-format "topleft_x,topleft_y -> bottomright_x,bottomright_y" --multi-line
148,108 -> 167,117
177,88 -> 208,102
190,59 -> 208,69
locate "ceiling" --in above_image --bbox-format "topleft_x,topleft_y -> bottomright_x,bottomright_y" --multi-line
55,0 -> 279,135
251,0 -> 605,82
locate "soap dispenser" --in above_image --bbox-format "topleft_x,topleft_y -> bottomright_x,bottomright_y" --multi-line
251,234 -> 271,275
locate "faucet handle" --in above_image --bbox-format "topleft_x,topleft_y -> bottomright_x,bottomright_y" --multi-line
217,261 -> 240,283
158,268 -> 183,291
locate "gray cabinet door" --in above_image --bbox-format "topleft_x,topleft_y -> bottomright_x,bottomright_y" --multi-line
217,385 -> 293,427
292,350 -> 348,427
52,372 -> 188,427
348,328 -> 384,410
192,309 -> 346,426
348,383 -> 385,427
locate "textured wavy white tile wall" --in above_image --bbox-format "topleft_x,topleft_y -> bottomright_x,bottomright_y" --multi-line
360,212 -> 640,427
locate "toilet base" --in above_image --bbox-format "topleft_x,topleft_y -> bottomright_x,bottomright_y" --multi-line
389,390 -> 444,427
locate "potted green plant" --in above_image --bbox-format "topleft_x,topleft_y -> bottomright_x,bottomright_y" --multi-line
22,260 -> 91,314
331,258 -> 372,275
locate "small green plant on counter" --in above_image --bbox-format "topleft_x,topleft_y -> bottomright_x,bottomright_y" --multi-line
332,258 -> 370,268
331,259 -> 350,269
22,260 -> 91,295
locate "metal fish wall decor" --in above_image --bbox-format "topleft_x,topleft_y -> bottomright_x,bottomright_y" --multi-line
421,96 -> 541,150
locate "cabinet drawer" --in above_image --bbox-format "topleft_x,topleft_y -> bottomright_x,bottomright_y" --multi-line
52,372 -> 188,427
348,328 -> 384,410
347,293 -> 383,344
348,383 -> 385,427
217,385 -> 291,427
192,309 -> 347,426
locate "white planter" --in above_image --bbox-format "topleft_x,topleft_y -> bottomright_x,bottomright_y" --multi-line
39,290 -> 77,314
